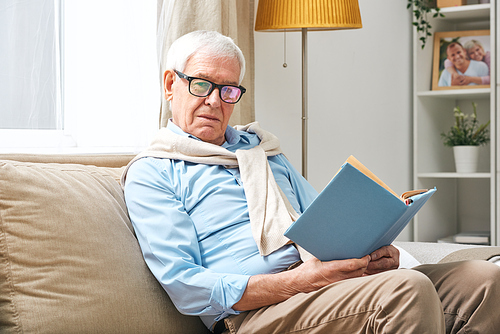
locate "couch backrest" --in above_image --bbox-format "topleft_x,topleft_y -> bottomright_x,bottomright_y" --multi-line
0,156 -> 210,334
0,153 -> 136,168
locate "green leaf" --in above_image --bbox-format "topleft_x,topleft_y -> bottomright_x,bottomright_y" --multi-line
407,0 -> 445,49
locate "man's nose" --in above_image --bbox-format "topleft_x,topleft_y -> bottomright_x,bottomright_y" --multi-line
205,87 -> 221,107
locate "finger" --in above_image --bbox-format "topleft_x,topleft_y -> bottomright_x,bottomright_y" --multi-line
366,256 -> 399,275
337,259 -> 370,278
373,245 -> 399,259
366,262 -> 393,275
323,256 -> 370,278
369,256 -> 398,270
370,246 -> 391,261
368,247 -> 398,266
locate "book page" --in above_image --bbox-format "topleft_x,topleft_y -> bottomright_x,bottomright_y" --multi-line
334,156 -> 428,201
400,189 -> 430,200
344,155 -> 400,199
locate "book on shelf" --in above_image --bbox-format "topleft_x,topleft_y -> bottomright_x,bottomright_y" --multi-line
284,156 -> 436,261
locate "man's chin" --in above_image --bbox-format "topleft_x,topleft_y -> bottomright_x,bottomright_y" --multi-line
195,128 -> 225,145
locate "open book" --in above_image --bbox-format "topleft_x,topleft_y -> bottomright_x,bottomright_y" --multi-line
284,156 -> 436,261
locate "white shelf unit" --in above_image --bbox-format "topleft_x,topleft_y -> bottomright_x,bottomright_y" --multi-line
412,3 -> 497,245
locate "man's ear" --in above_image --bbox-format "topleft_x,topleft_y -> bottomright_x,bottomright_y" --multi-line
164,70 -> 175,101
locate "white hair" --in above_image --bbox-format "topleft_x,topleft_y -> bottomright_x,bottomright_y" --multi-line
165,30 -> 246,84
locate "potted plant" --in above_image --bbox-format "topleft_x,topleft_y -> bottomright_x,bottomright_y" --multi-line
406,0 -> 444,49
441,102 -> 490,173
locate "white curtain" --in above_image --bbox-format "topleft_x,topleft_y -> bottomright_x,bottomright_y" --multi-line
0,0 -> 62,130
157,0 -> 255,128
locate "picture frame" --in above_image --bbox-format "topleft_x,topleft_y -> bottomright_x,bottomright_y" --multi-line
432,30 -> 490,91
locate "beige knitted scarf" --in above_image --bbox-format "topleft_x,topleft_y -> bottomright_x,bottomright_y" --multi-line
121,122 -> 308,258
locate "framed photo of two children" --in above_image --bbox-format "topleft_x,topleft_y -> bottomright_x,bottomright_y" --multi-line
432,30 -> 490,91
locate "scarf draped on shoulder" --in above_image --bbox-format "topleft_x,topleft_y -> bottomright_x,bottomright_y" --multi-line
121,122 -> 312,259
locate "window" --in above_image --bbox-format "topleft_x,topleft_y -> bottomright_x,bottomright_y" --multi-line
0,0 -> 159,153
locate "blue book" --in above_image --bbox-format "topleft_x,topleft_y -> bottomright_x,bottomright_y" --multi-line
284,156 -> 436,261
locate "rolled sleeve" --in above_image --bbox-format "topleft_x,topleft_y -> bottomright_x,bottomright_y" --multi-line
211,274 -> 250,321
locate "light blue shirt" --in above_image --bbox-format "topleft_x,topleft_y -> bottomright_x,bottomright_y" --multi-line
124,121 -> 318,329
438,59 -> 489,87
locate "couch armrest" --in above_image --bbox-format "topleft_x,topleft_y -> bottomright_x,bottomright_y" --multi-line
395,241 -> 500,265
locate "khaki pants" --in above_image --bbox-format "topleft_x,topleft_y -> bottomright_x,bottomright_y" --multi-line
222,260 -> 500,334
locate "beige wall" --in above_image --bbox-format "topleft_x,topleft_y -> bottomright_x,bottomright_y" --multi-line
254,0 -> 414,240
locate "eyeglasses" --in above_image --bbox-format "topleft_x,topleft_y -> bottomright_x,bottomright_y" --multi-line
174,70 -> 246,104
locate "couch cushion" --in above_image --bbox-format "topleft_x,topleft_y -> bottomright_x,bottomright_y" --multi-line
0,160 -> 209,334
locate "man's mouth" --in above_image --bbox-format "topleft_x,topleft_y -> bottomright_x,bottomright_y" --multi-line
198,115 -> 220,122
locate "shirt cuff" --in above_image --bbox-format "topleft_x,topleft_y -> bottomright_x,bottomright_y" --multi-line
210,274 -> 250,319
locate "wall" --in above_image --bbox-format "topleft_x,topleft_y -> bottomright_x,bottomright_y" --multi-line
254,0 -> 414,240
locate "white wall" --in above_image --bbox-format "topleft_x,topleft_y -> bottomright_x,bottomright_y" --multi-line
254,0 -> 414,240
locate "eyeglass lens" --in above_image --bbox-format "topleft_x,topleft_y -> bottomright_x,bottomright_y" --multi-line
190,78 -> 242,104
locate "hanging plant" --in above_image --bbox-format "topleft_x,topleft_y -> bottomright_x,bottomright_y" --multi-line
407,0 -> 444,49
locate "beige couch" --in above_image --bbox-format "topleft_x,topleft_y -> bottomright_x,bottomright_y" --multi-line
1,154 -> 499,334
0,154 -> 210,334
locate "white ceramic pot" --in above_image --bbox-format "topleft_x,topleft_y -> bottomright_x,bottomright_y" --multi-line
453,146 -> 480,173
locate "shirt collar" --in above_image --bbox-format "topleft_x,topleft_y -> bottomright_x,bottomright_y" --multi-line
166,119 -> 251,147
224,124 -> 251,146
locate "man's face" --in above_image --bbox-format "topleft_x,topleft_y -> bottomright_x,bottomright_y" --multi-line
447,44 -> 467,67
164,52 -> 240,146
468,45 -> 485,61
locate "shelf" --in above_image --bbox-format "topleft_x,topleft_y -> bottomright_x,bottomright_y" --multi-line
434,4 -> 490,21
417,88 -> 491,99
418,172 -> 491,179
413,2 -> 496,245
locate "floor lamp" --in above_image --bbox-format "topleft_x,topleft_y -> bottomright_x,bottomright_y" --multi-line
255,0 -> 362,179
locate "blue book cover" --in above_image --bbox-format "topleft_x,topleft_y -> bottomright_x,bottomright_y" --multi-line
284,160 -> 436,261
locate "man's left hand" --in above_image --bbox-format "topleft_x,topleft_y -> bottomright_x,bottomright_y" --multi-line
365,245 -> 399,275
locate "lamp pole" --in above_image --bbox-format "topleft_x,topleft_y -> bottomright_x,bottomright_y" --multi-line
301,28 -> 308,179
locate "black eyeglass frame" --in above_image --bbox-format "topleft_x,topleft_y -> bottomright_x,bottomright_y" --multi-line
174,70 -> 246,104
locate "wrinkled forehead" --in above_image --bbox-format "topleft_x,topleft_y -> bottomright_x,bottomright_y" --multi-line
184,51 -> 241,85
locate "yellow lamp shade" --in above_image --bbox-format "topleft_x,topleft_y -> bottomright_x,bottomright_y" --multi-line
255,0 -> 362,31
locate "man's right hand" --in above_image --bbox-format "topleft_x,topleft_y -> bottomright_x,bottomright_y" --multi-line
233,255 -> 370,311
291,256 -> 371,294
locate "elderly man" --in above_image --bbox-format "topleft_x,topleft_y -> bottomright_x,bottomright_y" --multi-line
438,41 -> 489,87
123,30 -> 500,334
